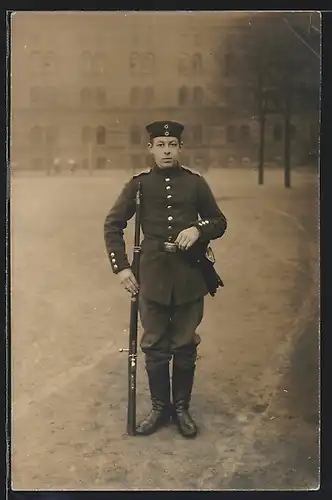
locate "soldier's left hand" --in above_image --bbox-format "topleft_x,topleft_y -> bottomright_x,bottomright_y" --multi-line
175,226 -> 200,251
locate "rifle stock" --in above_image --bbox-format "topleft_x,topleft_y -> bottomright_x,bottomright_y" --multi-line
126,181 -> 142,435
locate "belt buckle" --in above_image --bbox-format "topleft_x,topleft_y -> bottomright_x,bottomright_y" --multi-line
164,242 -> 177,253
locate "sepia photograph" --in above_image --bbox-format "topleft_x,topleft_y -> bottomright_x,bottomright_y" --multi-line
9,10 -> 320,491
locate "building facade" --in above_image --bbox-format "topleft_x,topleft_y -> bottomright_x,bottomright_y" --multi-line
10,11 -> 318,173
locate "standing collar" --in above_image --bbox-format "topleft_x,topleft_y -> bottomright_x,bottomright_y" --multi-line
152,161 -> 182,176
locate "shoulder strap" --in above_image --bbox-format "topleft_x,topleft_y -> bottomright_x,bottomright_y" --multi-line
133,167 -> 152,179
181,165 -> 202,176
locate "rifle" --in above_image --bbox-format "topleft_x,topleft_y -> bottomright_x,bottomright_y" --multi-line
119,181 -> 141,436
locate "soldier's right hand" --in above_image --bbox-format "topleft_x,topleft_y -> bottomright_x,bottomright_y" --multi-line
117,268 -> 139,295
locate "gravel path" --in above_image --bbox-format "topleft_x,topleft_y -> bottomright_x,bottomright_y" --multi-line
10,168 -> 319,490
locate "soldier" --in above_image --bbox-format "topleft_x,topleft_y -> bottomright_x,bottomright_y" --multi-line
104,121 -> 227,438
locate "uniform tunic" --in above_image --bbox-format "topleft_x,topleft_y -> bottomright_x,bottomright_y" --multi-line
104,163 -> 227,307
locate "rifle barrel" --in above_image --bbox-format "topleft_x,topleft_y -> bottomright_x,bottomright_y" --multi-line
126,182 -> 141,436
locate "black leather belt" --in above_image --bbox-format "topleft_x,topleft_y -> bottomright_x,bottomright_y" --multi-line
142,238 -> 178,253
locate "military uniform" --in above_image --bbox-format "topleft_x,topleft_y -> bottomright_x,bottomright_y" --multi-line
104,121 -> 227,437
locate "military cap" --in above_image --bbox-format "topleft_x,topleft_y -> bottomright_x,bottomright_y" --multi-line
146,121 -> 184,141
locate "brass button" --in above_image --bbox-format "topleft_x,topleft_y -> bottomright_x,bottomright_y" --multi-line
168,216 -> 173,221
165,177 -> 170,182
111,258 -> 116,263
166,186 -> 171,190
110,252 -> 115,257
167,194 -> 172,199
114,264 -> 118,270
167,205 -> 172,209
168,225 -> 172,230
168,236 -> 172,241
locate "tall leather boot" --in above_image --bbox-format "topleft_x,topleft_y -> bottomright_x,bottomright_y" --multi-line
172,363 -> 198,438
136,363 -> 171,436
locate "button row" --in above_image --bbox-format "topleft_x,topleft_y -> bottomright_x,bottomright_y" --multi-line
198,220 -> 210,227
165,177 -> 174,236
110,252 -> 118,270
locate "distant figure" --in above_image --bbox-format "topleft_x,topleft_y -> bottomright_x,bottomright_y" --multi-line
53,157 -> 61,175
68,158 -> 77,174
209,159 -> 221,170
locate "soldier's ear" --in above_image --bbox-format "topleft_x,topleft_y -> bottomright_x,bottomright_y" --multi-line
147,141 -> 153,150
179,141 -> 184,149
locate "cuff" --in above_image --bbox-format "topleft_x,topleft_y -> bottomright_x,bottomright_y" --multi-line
195,219 -> 211,238
108,252 -> 129,274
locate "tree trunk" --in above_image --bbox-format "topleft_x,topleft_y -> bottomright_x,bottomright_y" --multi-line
257,76 -> 266,185
258,111 -> 266,185
284,96 -> 292,188
88,142 -> 93,176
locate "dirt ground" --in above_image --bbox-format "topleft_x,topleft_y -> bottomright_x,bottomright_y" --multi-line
10,167 -> 319,491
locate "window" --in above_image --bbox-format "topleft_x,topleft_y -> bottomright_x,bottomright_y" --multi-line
80,52 -> 93,73
225,33 -> 237,51
225,53 -> 236,77
144,86 -> 154,106
193,34 -> 201,46
30,87 -> 40,106
182,126 -> 191,143
179,86 -> 189,106
146,27 -> 153,44
130,125 -> 141,145
80,88 -> 92,106
181,155 -> 190,166
193,86 -> 204,105
192,53 -> 202,73
96,87 -> 106,107
194,156 -> 205,169
82,126 -> 93,143
130,87 -> 140,106
96,126 -> 106,145
96,157 -> 107,169
94,52 -> 106,74
45,126 -> 57,144
243,86 -> 255,108
224,86 -> 235,102
30,126 -> 44,146
131,154 -> 142,171
132,34 -> 140,45
43,51 -> 56,72
240,125 -> 250,140
30,51 -> 41,72
273,124 -> 282,141
45,86 -> 57,106
226,125 -> 237,142
130,52 -> 140,72
179,53 -> 190,75
144,53 -> 155,73
192,125 -> 203,144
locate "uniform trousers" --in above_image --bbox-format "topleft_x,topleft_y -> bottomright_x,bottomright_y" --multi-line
139,294 -> 204,370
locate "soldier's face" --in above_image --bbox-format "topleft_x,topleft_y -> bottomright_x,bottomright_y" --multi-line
148,137 -> 182,168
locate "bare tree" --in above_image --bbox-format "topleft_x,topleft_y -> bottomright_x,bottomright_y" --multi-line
261,13 -> 320,187
213,14 -> 284,185
213,12 -> 320,186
